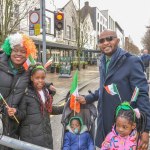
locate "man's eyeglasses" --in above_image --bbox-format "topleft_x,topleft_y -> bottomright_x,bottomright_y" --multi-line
98,36 -> 117,44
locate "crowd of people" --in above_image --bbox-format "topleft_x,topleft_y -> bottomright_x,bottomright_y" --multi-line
0,30 -> 150,150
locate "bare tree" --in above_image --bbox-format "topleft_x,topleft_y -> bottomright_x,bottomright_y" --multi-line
0,0 -> 39,45
141,29 -> 150,52
70,0 -> 94,69
125,36 -> 140,55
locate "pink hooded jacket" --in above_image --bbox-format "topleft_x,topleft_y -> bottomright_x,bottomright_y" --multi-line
101,126 -> 138,150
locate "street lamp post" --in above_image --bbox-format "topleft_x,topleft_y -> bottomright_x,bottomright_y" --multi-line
40,0 -> 46,65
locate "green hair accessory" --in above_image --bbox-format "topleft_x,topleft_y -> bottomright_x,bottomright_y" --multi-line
116,102 -> 136,121
1,38 -> 12,56
32,65 -> 46,73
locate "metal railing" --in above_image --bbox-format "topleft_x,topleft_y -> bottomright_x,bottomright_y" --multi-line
0,135 -> 51,150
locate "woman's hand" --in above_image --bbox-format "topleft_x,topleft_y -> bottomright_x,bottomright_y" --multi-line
6,106 -> 16,117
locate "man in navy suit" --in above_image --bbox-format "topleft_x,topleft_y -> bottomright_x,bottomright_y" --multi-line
76,30 -> 150,150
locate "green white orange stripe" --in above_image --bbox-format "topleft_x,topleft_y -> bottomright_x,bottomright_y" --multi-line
70,70 -> 80,113
23,54 -> 36,70
0,93 -> 3,100
131,87 -> 139,102
104,83 -> 122,102
44,57 -> 53,68
104,84 -> 119,95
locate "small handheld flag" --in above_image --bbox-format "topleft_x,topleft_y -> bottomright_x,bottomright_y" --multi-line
70,70 -> 80,114
104,83 -> 122,102
23,54 -> 36,70
131,87 -> 139,102
44,57 -> 53,69
0,93 -> 19,124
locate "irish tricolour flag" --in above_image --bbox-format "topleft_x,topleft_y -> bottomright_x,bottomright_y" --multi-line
23,55 -> 36,70
44,57 -> 53,69
70,70 -> 80,113
131,87 -> 139,102
104,83 -> 122,101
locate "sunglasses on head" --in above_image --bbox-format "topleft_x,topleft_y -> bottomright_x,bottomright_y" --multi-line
98,36 -> 117,44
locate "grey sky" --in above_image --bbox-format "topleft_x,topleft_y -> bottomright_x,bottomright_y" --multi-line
54,0 -> 150,49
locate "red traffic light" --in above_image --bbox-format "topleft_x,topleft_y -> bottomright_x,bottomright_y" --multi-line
54,11 -> 64,31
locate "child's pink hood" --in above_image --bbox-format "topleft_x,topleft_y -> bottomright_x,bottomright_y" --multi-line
101,126 -> 138,150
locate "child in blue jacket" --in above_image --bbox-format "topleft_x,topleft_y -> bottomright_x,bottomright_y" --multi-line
63,116 -> 94,150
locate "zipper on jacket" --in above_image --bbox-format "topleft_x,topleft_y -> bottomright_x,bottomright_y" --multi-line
78,135 -> 80,150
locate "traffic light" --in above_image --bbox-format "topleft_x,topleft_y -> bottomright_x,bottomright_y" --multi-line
54,11 -> 64,31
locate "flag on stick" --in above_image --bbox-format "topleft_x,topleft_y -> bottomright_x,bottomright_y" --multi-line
131,87 -> 139,102
0,93 -> 19,124
23,54 -> 36,70
44,57 -> 53,69
104,83 -> 122,102
70,70 -> 80,113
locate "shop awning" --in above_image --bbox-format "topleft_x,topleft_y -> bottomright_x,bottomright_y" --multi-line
33,39 -> 77,50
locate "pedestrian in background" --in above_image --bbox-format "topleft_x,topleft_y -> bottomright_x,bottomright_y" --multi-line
0,33 -> 37,150
76,30 -> 150,150
140,49 -> 150,81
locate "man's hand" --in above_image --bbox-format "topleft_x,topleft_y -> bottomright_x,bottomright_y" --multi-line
76,95 -> 86,104
138,132 -> 149,150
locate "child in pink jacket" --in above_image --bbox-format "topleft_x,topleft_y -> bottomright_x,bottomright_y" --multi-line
101,102 -> 138,150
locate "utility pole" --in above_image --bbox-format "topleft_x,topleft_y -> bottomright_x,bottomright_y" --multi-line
40,0 -> 46,65
77,0 -> 81,70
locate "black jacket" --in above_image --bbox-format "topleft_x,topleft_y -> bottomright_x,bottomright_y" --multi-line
17,86 -> 63,149
0,53 -> 29,137
0,53 -> 29,150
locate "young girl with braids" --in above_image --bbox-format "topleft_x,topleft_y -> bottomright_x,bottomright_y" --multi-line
12,63 -> 63,149
101,102 -> 138,150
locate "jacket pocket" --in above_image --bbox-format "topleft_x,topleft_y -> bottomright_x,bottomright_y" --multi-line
30,123 -> 43,137
20,125 -> 30,138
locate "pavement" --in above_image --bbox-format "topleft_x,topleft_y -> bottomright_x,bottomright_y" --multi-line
45,65 -> 100,103
49,65 -> 100,150
47,65 -> 150,150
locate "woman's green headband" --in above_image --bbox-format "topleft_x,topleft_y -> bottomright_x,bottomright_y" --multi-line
32,65 -> 46,74
116,102 -> 136,121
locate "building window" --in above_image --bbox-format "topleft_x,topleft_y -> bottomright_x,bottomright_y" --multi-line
90,35 -> 92,44
100,16 -> 102,22
65,20 -> 66,36
72,28 -> 76,40
97,22 -> 99,32
98,13 -> 99,19
66,25 -> 71,39
100,24 -> 102,32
